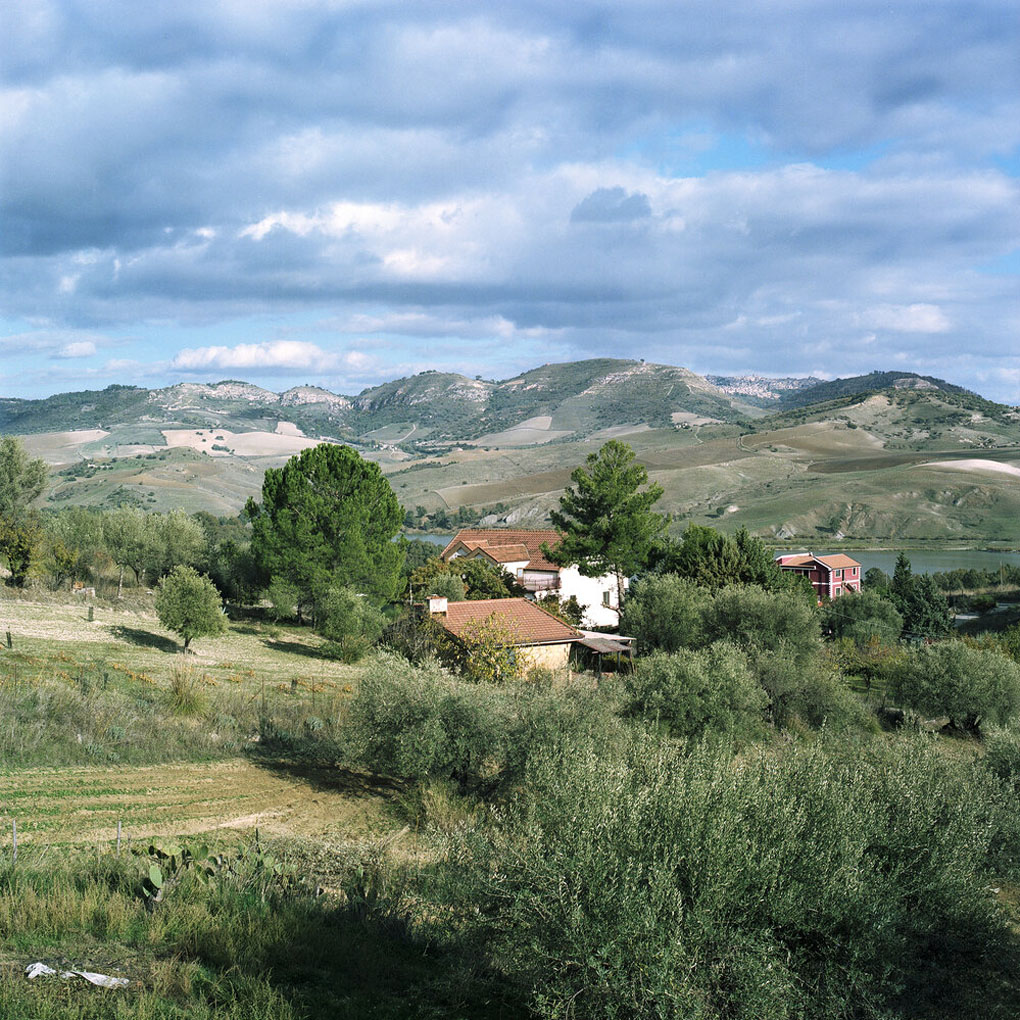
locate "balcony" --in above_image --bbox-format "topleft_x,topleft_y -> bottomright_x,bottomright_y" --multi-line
520,575 -> 560,594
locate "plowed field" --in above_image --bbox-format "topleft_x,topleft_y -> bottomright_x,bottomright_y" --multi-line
0,758 -> 393,846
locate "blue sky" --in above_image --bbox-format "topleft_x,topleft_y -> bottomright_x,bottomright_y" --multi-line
2,1 -> 1018,402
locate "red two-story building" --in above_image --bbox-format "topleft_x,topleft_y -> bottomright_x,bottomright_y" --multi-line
775,553 -> 862,603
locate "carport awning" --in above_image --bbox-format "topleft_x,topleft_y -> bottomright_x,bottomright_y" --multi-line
578,636 -> 630,654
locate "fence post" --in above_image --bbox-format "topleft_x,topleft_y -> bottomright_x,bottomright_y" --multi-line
88,606 -> 94,623
5,632 -> 11,650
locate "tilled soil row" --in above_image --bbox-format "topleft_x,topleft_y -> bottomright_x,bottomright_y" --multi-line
0,758 -> 390,845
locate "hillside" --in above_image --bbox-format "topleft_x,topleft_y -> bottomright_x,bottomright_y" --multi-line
775,371 -> 976,409
0,359 -> 754,447
4,363 -> 1020,545
707,374 -> 824,406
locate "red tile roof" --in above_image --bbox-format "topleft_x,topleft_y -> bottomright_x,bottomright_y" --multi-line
816,554 -> 861,569
776,553 -> 861,571
442,529 -> 562,572
436,598 -> 579,645
471,543 -> 531,564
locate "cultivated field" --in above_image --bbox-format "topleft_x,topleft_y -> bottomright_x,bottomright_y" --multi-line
0,596 -> 396,848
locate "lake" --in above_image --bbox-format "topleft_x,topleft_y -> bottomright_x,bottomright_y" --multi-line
407,533 -> 1020,577
847,550 -> 1020,576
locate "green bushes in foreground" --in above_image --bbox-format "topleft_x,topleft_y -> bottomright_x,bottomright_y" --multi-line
342,653 -> 624,792
454,736 -> 1015,1020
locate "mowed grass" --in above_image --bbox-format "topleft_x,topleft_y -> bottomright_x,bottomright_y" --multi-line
0,596 -> 359,692
0,759 -> 395,845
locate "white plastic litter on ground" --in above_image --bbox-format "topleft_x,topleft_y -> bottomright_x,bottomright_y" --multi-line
25,962 -> 129,988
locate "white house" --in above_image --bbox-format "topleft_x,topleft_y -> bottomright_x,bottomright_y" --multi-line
440,528 -> 625,627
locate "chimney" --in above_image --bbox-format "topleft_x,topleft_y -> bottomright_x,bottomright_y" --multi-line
427,595 -> 448,615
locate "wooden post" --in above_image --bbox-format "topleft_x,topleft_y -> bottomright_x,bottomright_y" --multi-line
88,606 -> 94,622
5,632 -> 11,650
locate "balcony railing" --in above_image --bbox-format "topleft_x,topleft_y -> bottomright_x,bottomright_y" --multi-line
521,576 -> 560,594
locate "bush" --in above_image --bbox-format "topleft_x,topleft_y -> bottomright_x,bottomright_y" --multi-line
314,584 -> 385,663
619,574 -> 708,653
822,589 -> 903,645
624,643 -> 766,739
169,656 -> 206,716
460,736 -> 1011,1019
755,647 -> 871,731
155,565 -> 227,652
891,642 -> 1020,731
701,584 -> 820,669
982,726 -> 1020,796
342,654 -> 624,793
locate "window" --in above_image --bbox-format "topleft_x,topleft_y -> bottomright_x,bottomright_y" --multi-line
834,568 -> 843,579
602,590 -> 611,606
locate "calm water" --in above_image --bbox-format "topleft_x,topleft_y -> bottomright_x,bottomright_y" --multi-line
847,550 -> 1020,576
407,533 -> 1020,577
406,533 -> 454,546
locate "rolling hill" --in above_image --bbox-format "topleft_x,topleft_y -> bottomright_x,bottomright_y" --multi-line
3,362 -> 1020,546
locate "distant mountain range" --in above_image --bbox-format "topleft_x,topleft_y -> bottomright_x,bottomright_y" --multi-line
0,361 -> 997,444
4,360 -> 1019,545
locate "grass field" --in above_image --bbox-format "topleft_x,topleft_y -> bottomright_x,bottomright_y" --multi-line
0,594 -> 462,1018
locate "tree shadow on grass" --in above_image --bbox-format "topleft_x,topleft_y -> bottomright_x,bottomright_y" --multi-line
264,638 -> 330,660
246,752 -> 408,800
109,625 -> 179,653
243,884 -> 524,1020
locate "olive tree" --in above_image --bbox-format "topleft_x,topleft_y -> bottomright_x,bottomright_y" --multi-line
155,565 -> 227,652
892,642 -> 1020,731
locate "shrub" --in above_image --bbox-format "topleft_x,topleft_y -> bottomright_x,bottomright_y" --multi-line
314,584 -> 385,663
619,574 -> 708,653
624,643 -> 766,739
457,614 -> 526,685
267,578 -> 300,622
342,654 -> 623,793
701,584 -> 820,669
461,736 -> 1011,1019
382,610 -> 447,664
891,642 -> 1020,731
822,589 -> 903,645
169,656 -> 206,716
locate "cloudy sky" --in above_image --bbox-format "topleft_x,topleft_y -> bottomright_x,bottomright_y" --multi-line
2,1 -> 1018,402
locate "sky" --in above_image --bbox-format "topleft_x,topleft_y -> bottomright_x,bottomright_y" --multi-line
2,0 -> 1019,403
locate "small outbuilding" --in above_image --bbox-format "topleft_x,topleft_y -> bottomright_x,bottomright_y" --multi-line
425,596 -> 580,671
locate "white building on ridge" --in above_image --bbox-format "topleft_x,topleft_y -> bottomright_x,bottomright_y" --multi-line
440,528 -> 624,627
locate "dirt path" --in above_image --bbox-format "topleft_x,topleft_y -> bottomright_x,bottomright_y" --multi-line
0,758 -> 394,846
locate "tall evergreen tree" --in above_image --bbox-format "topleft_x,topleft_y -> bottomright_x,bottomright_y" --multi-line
246,444 -> 404,613
545,440 -> 666,614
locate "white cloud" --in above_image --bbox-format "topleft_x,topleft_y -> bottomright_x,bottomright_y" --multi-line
56,340 -> 96,358
171,340 -> 375,374
860,304 -> 952,333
